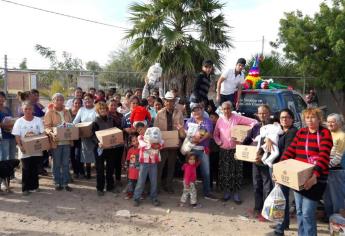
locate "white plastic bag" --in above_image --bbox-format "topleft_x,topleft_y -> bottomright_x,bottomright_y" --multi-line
261,185 -> 286,222
180,137 -> 195,155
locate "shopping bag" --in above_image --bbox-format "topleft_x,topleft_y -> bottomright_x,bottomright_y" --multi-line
261,184 -> 286,222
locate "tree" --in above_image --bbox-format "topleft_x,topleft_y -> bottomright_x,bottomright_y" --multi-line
86,61 -> 102,73
35,44 -> 84,96
19,58 -> 27,70
98,48 -> 144,91
126,0 -> 232,96
274,0 -> 345,115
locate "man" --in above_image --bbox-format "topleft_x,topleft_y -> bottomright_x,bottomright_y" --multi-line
65,87 -> 83,109
88,87 -> 96,97
190,59 -> 214,107
243,104 -> 273,221
154,91 -> 184,193
216,58 -> 246,110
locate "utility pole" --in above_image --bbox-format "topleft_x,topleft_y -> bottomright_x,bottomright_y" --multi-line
4,55 -> 8,95
261,36 -> 265,56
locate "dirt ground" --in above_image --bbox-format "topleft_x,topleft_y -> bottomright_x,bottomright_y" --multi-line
0,169 -> 329,236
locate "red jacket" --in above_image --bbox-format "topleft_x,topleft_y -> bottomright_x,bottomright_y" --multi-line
182,162 -> 199,186
126,147 -> 140,180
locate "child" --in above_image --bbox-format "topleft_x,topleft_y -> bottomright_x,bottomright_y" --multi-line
254,121 -> 284,168
125,135 -> 140,199
130,104 -> 152,128
133,123 -> 163,207
180,152 -> 200,208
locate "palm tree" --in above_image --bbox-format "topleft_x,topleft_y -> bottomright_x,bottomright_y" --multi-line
125,0 -> 232,96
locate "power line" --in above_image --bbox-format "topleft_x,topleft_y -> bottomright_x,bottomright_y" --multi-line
0,0 -> 128,30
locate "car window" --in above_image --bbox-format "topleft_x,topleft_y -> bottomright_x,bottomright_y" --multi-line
239,93 -> 280,114
282,94 -> 297,113
292,94 -> 307,113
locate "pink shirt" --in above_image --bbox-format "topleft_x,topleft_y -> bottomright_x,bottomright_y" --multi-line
213,113 -> 257,150
182,162 -> 199,186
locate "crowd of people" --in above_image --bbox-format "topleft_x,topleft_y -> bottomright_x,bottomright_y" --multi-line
0,59 -> 344,236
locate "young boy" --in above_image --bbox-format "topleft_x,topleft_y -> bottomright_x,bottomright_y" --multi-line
125,135 -> 140,199
133,122 -> 163,207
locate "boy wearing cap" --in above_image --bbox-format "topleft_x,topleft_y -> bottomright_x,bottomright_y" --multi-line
154,91 -> 184,193
190,59 -> 214,107
216,58 -> 246,109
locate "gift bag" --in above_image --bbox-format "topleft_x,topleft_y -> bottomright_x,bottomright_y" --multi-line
262,185 -> 286,222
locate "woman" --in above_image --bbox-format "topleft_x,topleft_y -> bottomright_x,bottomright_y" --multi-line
154,98 -> 163,113
12,102 -> 45,196
0,91 -> 17,162
68,98 -> 83,178
44,93 -> 73,191
184,103 -> 216,200
324,113 -> 345,220
213,101 -> 257,203
108,98 -> 124,188
271,108 -> 298,236
92,102 -> 117,196
73,93 -> 97,179
280,108 -> 333,236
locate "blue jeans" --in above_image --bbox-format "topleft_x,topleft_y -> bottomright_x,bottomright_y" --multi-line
52,145 -> 71,187
134,163 -> 158,201
324,169 -> 345,218
275,185 -> 290,234
192,149 -> 211,196
294,192 -> 318,236
0,138 -> 16,161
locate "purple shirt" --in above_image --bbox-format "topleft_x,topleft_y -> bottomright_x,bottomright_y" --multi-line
184,117 -> 213,147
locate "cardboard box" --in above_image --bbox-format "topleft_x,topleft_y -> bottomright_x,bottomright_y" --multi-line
273,159 -> 314,191
75,122 -> 93,138
96,127 -> 124,148
161,130 -> 179,149
231,125 -> 252,142
21,134 -> 50,155
53,126 -> 79,141
235,145 -> 257,163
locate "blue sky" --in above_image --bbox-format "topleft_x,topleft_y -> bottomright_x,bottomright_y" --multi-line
0,0 -> 323,70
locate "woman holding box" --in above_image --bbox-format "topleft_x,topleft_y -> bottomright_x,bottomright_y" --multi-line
280,108 -> 333,236
12,101 -> 45,196
73,93 -> 97,179
108,98 -> 124,188
68,98 -> 83,178
213,101 -> 257,203
44,93 -> 73,191
92,102 -> 117,196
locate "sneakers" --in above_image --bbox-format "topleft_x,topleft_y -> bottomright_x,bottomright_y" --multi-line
233,193 -> 242,205
204,193 -> 218,201
64,186 -> 72,192
124,192 -> 133,200
55,186 -> 63,191
192,203 -> 202,209
133,199 -> 140,207
152,199 -> 160,206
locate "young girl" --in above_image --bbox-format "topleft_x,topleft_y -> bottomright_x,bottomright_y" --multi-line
125,135 -> 140,199
133,123 -> 163,207
180,152 -> 200,208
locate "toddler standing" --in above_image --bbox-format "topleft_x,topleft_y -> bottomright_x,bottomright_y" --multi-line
180,152 -> 200,208
125,135 -> 140,199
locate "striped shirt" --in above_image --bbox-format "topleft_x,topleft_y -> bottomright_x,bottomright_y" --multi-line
281,127 -> 333,178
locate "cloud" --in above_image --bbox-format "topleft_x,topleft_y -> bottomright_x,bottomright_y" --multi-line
221,0 -> 324,70
0,0 -> 324,72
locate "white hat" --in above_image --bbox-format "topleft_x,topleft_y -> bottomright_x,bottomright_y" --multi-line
164,91 -> 175,100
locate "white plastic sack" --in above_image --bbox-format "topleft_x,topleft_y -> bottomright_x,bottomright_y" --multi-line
144,127 -> 162,144
261,185 -> 286,223
187,123 -> 199,137
180,137 -> 195,155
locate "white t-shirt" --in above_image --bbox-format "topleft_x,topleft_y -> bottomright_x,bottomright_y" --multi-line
72,107 -> 97,124
220,68 -> 245,95
12,116 -> 44,159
